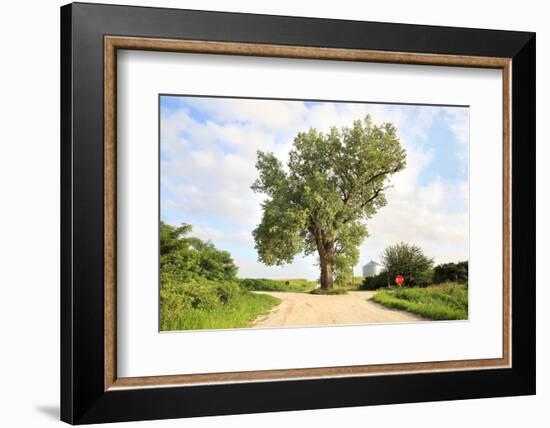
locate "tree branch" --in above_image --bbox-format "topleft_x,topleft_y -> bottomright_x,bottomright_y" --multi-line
360,184 -> 390,209
343,169 -> 392,206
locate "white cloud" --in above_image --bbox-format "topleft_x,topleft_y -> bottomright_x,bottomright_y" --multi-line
442,107 -> 470,145
189,97 -> 310,132
191,225 -> 253,247
233,254 -> 320,280
360,188 -> 469,267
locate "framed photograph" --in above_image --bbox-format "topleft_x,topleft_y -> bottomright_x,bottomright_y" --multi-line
60,2 -> 535,424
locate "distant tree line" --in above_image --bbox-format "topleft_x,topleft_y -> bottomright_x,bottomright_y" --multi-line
433,261 -> 468,284
360,242 -> 468,290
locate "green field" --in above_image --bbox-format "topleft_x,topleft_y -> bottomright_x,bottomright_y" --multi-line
239,278 -> 317,292
310,288 -> 348,295
161,286 -> 280,331
371,283 -> 468,320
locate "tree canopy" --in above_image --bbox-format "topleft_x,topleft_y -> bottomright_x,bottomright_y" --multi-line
252,115 -> 406,289
160,221 -> 238,283
433,261 -> 468,284
381,242 -> 434,287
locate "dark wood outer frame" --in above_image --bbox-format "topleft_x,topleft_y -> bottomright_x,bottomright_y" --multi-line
61,2 -> 535,424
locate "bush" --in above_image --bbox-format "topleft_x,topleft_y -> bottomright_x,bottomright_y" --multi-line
161,273 -> 246,311
158,222 -> 283,331
334,270 -> 352,288
414,268 -> 434,287
360,272 -> 390,290
160,276 -> 254,325
360,268 -> 433,290
160,221 -> 239,282
161,280 -> 220,311
160,292 -> 280,331
160,249 -> 202,283
433,261 -> 468,284
213,281 -> 242,304
238,278 -> 283,291
381,242 -> 434,287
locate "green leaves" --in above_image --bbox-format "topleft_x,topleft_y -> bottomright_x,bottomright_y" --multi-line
433,261 -> 468,284
252,198 -> 307,266
160,221 -> 239,282
252,115 -> 407,283
381,242 -> 435,287
160,221 -> 193,255
251,151 -> 288,197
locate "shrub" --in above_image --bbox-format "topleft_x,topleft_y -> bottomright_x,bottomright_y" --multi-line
158,222 -> 283,331
160,249 -> 203,283
239,278 -> 284,291
433,261 -> 468,284
213,281 -> 242,304
160,276 -> 253,328
161,280 -> 220,311
360,267 -> 433,291
160,221 -> 239,282
381,242 -> 434,286
334,269 -> 352,288
414,268 -> 434,287
360,272 -> 390,290
160,275 -> 246,312
160,291 -> 280,331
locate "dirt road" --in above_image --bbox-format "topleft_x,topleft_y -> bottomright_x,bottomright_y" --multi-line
252,291 -> 423,328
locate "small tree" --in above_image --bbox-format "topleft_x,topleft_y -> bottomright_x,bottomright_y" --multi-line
381,242 -> 434,286
252,116 -> 406,290
433,261 -> 468,284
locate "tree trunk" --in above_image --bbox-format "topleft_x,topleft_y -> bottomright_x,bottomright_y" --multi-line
311,226 -> 335,290
320,258 -> 334,290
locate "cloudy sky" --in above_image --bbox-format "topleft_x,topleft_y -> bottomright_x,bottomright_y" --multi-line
160,95 -> 469,279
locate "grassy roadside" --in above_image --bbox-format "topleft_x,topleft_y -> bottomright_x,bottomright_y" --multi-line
161,292 -> 280,331
310,288 -> 348,295
239,278 -> 317,292
371,283 -> 468,320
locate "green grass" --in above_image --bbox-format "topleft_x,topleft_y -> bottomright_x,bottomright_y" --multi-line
371,283 -> 468,320
161,293 -> 281,331
239,278 -> 317,292
309,288 -> 348,295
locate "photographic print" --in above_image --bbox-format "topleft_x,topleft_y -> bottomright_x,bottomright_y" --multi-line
159,95 -> 469,331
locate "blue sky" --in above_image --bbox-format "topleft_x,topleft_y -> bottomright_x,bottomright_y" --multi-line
160,95 -> 469,279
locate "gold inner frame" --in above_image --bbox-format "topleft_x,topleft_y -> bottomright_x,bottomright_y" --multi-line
104,35 -> 512,391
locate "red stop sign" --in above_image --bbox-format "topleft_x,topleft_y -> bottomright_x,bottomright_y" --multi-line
395,275 -> 405,286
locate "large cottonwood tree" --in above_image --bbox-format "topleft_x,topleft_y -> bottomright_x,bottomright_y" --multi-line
252,115 -> 406,290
